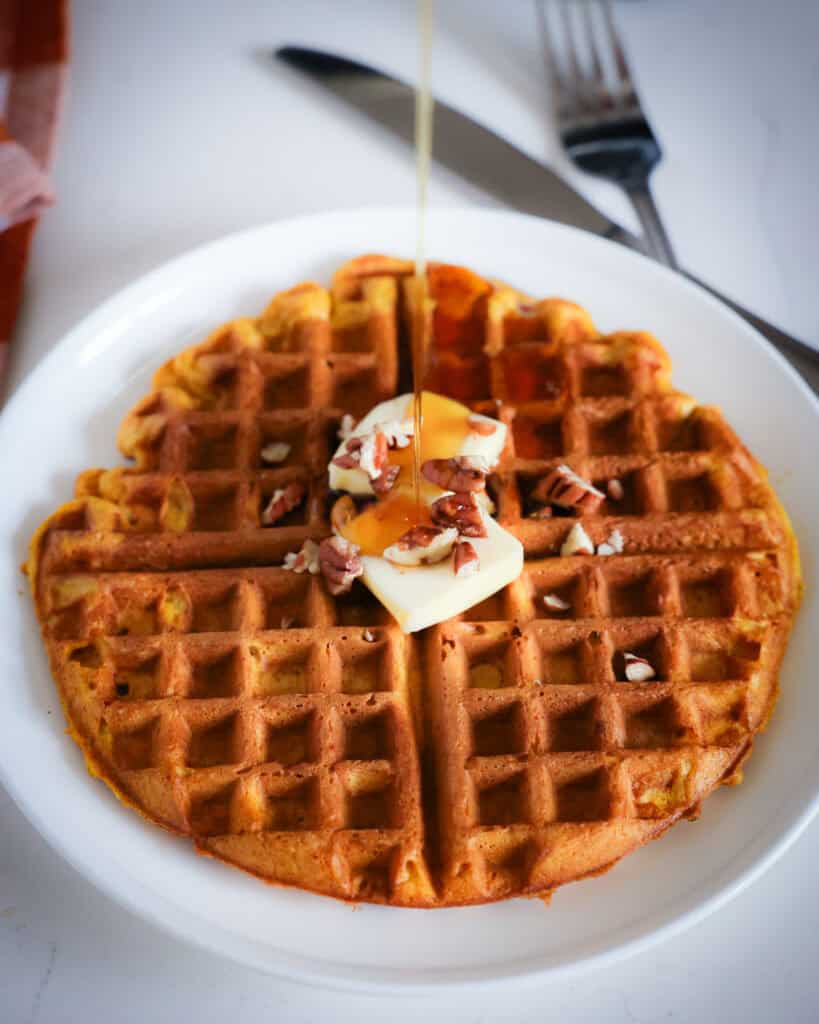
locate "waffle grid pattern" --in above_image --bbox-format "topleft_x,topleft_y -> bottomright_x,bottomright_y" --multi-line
427,609 -> 782,900
29,256 -> 799,906
51,565 -> 430,900
82,276 -> 400,541
407,269 -> 797,900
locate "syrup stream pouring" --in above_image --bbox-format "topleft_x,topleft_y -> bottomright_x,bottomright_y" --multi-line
412,0 -> 435,512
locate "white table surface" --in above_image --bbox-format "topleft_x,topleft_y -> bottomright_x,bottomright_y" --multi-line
3,1 -> 818,1020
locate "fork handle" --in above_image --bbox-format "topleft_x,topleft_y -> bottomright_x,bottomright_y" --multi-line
625,181 -> 679,270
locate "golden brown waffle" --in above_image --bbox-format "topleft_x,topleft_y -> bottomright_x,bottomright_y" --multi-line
27,255 -> 801,906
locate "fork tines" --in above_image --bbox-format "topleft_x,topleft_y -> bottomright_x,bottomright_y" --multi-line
537,0 -> 642,130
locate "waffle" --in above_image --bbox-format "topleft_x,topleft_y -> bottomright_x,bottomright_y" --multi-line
27,255 -> 801,907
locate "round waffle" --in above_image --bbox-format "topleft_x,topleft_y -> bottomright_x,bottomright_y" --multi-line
27,255 -> 801,906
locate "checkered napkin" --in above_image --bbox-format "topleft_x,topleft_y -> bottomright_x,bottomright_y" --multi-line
0,0 -> 68,389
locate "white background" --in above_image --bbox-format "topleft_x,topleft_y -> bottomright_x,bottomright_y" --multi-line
2,1 -> 818,1020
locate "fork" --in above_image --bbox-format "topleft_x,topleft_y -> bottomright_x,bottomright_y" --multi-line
536,0 -> 819,381
537,0 -> 678,269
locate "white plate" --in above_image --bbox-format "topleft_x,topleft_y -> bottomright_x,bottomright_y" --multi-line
1,208 -> 816,992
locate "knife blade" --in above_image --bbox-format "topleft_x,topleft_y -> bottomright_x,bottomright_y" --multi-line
277,46 -> 640,248
275,45 -> 819,375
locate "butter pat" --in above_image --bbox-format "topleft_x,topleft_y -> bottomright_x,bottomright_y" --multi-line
360,510 -> 523,633
330,391 -> 519,633
329,392 -> 506,496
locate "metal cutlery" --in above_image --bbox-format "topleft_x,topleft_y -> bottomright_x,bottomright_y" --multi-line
275,45 -> 818,382
536,0 -> 818,387
537,0 -> 676,267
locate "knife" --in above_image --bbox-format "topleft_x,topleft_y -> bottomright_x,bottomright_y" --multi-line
276,46 -> 819,375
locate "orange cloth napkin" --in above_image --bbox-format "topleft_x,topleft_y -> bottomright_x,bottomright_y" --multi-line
0,0 -> 68,391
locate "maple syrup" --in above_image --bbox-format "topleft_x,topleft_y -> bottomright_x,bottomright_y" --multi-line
411,0 -> 434,511
339,0 -> 444,558
389,392 -> 470,473
342,493 -> 434,557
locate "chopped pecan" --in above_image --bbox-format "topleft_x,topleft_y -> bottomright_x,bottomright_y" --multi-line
468,415 -> 497,437
430,491 -> 487,537
383,525 -> 458,566
543,592 -> 570,612
607,478 -> 624,501
358,430 -> 389,479
623,652 -> 656,682
371,463 -> 401,496
337,413 -> 356,442
283,538 -> 320,574
332,430 -> 390,484
262,481 -> 305,526
560,522 -> 594,557
319,535 -> 364,595
421,456 -> 489,493
260,441 -> 291,464
532,464 -> 604,514
596,528 -> 624,557
330,494 -> 357,534
453,540 -> 480,577
608,528 -> 625,552
331,435 -> 364,470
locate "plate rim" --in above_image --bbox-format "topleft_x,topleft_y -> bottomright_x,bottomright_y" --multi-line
2,205 -> 817,992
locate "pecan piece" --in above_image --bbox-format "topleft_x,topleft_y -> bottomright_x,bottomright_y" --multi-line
453,540 -> 480,577
319,535 -> 364,595
371,463 -> 400,496
262,481 -> 305,526
430,491 -> 487,538
532,464 -> 604,515
383,525 -> 458,566
560,522 -> 594,557
623,652 -> 656,682
283,538 -> 320,574
421,456 -> 489,493
331,435 -> 364,470
358,430 -> 389,479
332,430 -> 390,484
596,528 -> 624,557
260,441 -> 291,464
